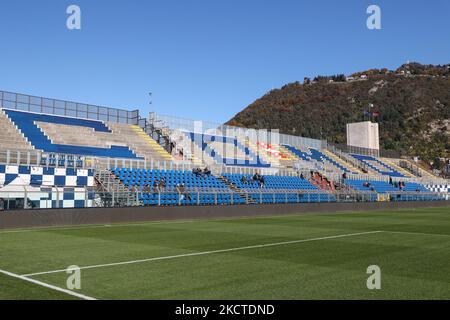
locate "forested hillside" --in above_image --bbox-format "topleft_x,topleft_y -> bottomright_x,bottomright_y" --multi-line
227,63 -> 450,162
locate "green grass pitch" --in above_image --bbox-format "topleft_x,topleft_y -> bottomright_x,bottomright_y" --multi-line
0,206 -> 449,300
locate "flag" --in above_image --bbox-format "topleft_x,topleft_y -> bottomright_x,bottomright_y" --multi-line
372,111 -> 380,117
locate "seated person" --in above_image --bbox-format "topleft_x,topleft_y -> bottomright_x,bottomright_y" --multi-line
152,180 -> 160,196
159,178 -> 167,190
259,176 -> 265,188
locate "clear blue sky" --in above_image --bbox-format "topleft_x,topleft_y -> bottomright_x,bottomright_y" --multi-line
0,0 -> 448,123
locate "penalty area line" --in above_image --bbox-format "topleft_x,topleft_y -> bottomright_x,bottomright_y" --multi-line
0,268 -> 97,300
22,230 -> 383,277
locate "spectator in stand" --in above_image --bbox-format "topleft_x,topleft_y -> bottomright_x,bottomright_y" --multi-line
152,180 -> 160,196
300,173 -> 305,180
169,141 -> 175,154
342,172 -> 347,180
159,178 -> 167,191
259,176 -> 265,188
363,181 -> 371,188
177,183 -> 191,201
203,167 -> 211,176
241,176 -> 248,184
193,167 -> 202,176
389,177 -> 393,185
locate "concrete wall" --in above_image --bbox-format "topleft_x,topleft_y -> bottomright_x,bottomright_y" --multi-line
346,121 -> 379,150
1,201 -> 449,230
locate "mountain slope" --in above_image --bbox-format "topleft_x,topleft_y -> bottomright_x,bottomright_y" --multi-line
227,63 -> 450,161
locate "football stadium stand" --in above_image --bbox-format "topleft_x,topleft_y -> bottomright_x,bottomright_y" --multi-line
112,168 -> 246,206
283,145 -> 359,174
350,154 -> 406,177
221,173 -> 335,203
0,109 -> 34,151
185,132 -> 270,167
2,109 -> 172,162
0,90 -> 448,210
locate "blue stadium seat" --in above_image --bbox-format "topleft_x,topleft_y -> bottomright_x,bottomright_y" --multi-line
283,145 -> 354,173
344,179 -> 440,201
351,154 -> 405,177
113,168 -> 246,206
221,173 -> 335,203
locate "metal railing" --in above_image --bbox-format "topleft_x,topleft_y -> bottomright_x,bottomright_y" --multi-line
150,112 -> 327,150
0,90 -> 139,124
0,187 -> 448,211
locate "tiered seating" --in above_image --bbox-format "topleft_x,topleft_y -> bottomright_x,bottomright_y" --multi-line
0,110 -> 34,151
4,109 -> 139,158
186,132 -> 270,167
283,145 -> 311,161
401,182 -> 429,192
107,123 -> 173,162
112,168 -> 246,206
309,149 -> 353,173
344,179 -> 397,193
344,179 -> 440,201
31,122 -> 172,161
380,157 -> 414,177
222,173 -> 334,203
310,172 -> 335,191
283,145 -> 354,173
351,154 -> 406,177
242,141 -> 293,167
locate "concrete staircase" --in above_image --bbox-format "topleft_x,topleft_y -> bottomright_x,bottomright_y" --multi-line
327,146 -> 373,174
322,149 -> 363,173
217,175 -> 255,204
95,170 -> 141,207
0,109 -> 34,151
107,123 -> 173,162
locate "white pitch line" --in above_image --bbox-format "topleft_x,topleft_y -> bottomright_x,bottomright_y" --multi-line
382,230 -> 450,237
0,219 -> 201,234
22,230 -> 382,277
0,269 -> 97,300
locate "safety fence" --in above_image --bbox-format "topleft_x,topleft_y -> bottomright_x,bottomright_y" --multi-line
0,188 -> 448,211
